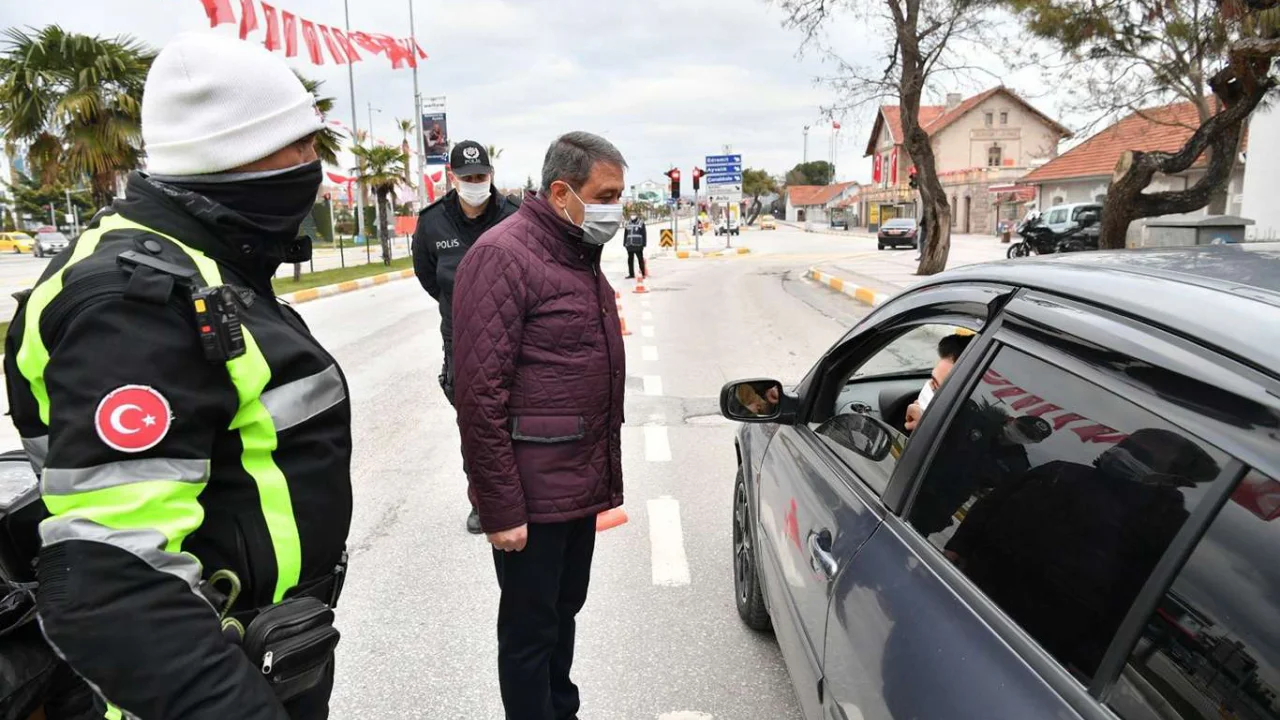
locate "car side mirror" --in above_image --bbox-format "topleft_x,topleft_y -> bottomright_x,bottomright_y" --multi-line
720,379 -> 796,424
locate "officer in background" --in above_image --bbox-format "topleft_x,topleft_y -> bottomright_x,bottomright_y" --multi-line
624,211 -> 647,278
4,33 -> 351,719
412,140 -> 520,535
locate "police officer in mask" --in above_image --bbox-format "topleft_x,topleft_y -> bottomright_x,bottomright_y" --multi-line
412,141 -> 520,535
5,33 -> 351,719
623,211 -> 647,278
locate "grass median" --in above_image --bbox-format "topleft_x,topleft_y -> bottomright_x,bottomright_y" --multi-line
272,257 -> 414,295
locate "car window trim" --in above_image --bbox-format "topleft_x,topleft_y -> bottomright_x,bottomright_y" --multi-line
878,512 -> 1114,720
1091,461 -> 1248,703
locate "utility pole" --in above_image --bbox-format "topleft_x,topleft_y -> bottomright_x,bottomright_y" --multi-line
64,188 -> 78,236
368,102 -> 382,249
408,0 -> 426,209
342,0 -> 365,251
803,126 -> 810,164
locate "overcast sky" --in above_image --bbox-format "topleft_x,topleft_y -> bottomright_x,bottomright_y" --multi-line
6,0 -> 1054,191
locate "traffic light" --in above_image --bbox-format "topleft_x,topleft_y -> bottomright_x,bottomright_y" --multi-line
908,167 -> 919,189
665,168 -> 681,199
692,166 -> 704,192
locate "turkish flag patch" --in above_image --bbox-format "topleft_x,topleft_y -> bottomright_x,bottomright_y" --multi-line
95,386 -> 172,453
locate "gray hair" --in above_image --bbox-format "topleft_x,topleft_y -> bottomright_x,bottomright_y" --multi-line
540,131 -> 628,194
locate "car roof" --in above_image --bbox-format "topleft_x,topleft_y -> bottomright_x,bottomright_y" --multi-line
923,243 -> 1280,376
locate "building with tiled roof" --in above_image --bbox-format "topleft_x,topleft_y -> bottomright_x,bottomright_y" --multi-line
1021,101 -> 1247,239
857,86 -> 1070,235
785,182 -> 859,224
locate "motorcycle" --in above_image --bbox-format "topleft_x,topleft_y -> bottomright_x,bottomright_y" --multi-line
1007,210 -> 1101,258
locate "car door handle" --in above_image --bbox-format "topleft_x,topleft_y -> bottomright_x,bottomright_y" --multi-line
808,530 -> 838,580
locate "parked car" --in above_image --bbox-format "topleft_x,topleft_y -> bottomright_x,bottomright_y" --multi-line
877,218 -> 918,249
0,232 -> 34,254
760,214 -> 777,230
721,243 -> 1280,720
830,216 -> 849,230
715,220 -> 740,237
1040,202 -> 1103,235
33,232 -> 70,258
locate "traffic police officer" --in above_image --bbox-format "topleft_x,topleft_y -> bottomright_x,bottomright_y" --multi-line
624,212 -> 647,278
412,140 -> 519,535
4,33 -> 351,719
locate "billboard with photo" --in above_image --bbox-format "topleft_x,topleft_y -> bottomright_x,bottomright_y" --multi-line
423,112 -> 449,163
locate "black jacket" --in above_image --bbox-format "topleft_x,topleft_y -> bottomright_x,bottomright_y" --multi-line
4,173 -> 352,719
623,218 -> 647,249
411,188 -> 520,347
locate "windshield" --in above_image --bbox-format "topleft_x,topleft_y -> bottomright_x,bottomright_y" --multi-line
38,233 -> 69,242
883,219 -> 916,228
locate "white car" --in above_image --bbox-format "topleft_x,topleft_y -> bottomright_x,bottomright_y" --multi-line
1040,202 -> 1103,235
33,232 -> 70,258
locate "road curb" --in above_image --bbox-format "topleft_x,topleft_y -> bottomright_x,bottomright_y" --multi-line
278,268 -> 415,305
807,266 -> 892,308
672,247 -> 751,259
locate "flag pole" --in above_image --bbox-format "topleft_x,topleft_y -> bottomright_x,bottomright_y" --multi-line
408,0 -> 427,209
343,0 -> 365,249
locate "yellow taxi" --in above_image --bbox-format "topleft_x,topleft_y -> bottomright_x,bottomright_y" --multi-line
0,232 -> 35,253
759,214 -> 777,230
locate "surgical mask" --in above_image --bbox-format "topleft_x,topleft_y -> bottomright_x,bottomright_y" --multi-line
457,180 -> 491,207
917,380 -> 936,410
563,186 -> 623,246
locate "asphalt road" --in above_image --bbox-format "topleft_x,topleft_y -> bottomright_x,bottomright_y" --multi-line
0,223 -> 880,719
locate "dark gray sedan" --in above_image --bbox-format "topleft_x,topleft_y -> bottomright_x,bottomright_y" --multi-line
723,244 -> 1280,720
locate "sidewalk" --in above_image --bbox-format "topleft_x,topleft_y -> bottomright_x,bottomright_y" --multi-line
808,233 -> 1013,307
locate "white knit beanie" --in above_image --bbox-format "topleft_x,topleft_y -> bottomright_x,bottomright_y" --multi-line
142,32 -> 325,176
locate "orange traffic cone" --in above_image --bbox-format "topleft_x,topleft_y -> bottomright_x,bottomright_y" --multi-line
619,314 -> 632,336
633,276 -> 649,294
596,507 -> 629,532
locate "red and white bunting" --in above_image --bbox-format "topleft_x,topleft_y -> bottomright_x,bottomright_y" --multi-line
281,10 -> 298,57
260,2 -> 281,50
200,0 -> 235,26
238,0 -> 258,39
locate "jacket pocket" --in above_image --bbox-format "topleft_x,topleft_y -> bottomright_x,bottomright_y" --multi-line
510,415 -> 585,444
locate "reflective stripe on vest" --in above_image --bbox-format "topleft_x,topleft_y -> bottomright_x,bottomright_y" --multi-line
18,214 -> 305,603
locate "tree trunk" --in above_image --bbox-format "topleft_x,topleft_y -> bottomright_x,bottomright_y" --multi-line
378,190 -> 392,266
1098,62 -> 1267,249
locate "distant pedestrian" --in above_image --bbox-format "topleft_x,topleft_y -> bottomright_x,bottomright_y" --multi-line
624,211 -> 647,278
411,140 -> 520,535
451,131 -> 628,720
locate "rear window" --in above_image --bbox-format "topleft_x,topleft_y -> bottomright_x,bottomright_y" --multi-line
884,219 -> 917,229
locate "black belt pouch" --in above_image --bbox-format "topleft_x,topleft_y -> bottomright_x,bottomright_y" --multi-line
241,597 -> 340,702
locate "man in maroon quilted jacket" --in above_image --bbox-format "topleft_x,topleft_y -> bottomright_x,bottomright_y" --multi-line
452,131 -> 627,720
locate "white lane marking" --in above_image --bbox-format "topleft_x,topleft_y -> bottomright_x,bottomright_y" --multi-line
648,496 -> 690,587
642,299 -> 652,309
643,375 -> 664,396
658,714 -> 713,720
644,425 -> 672,462
641,325 -> 655,338
642,311 -> 654,321
642,346 -> 659,362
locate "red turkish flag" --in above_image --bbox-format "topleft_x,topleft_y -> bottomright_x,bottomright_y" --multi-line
282,11 -> 298,57
318,25 -> 346,65
414,40 -> 428,60
890,148 -> 899,185
300,20 -> 324,65
260,2 -> 281,50
872,154 -> 881,183
369,34 -> 407,68
400,39 -> 418,68
331,28 -> 362,62
349,31 -> 384,56
238,0 -> 258,39
199,0 -> 235,27
95,386 -> 172,453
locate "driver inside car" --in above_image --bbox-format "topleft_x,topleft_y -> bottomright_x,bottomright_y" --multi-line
904,332 -> 975,432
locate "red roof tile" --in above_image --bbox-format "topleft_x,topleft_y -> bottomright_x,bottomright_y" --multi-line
788,182 -> 857,206
1022,100 -> 1246,184
866,87 -> 1070,156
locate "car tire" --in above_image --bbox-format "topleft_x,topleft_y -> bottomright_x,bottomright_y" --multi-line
34,248 -> 42,259
877,243 -> 886,250
734,468 -> 771,631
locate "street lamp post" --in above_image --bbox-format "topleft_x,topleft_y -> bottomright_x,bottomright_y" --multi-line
368,102 -> 383,263
803,125 -> 810,164
408,0 -> 426,209
342,0 -> 365,256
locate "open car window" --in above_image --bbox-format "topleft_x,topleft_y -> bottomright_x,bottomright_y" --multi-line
850,324 -> 965,381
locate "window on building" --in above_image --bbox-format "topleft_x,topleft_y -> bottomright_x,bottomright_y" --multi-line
907,345 -> 1232,684
1094,194 -> 1107,203
984,112 -> 994,127
1052,195 -> 1065,206
1108,469 -> 1280,720
1000,111 -> 1009,125
987,145 -> 1003,167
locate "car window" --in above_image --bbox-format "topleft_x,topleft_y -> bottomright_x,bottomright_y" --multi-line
907,344 -> 1233,685
1047,209 -> 1068,224
816,324 -> 975,495
1107,469 -> 1280,720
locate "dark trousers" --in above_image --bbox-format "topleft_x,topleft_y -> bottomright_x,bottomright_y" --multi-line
440,342 -> 456,406
626,248 -> 646,278
492,517 -> 597,720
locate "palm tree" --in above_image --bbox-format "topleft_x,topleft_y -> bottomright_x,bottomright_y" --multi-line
396,118 -> 414,181
0,26 -> 154,208
295,73 -> 341,166
487,145 -> 504,160
351,145 -> 407,266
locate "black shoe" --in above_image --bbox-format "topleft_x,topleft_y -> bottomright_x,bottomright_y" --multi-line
466,508 -> 484,535
625,274 -> 636,279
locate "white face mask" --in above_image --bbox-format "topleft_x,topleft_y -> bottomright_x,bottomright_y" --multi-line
564,186 -> 623,246
457,180 -> 491,207
917,380 -> 936,411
